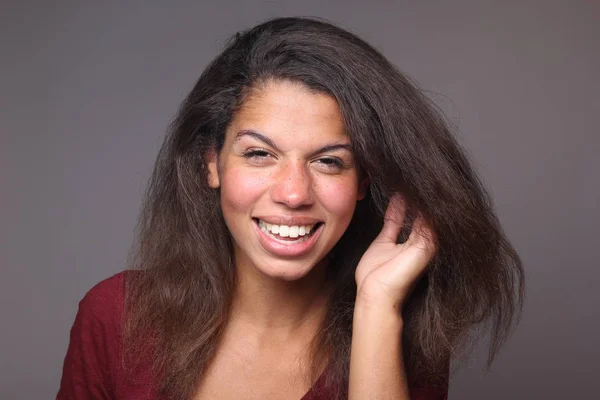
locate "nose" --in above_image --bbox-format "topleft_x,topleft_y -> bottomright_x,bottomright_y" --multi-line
270,160 -> 314,209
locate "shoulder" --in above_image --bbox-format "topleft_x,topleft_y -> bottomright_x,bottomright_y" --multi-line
81,271 -> 131,304
69,270 -> 141,354
69,270 -> 139,348
77,271 -> 131,321
57,271 -> 136,399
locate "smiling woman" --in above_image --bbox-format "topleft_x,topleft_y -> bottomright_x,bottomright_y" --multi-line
57,17 -> 524,400
209,82 -> 365,279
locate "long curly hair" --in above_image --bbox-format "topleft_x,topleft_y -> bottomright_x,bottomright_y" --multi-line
124,17 -> 525,399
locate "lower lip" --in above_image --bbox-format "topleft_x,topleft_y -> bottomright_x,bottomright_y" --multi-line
253,220 -> 323,257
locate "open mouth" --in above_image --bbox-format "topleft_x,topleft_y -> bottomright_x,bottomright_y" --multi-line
253,218 -> 323,242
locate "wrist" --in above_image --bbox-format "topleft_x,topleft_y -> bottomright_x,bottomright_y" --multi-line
353,295 -> 404,329
355,284 -> 403,313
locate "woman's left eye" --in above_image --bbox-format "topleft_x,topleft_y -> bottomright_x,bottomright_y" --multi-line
315,157 -> 345,170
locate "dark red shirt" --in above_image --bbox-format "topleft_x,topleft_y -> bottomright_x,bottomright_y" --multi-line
57,272 -> 448,399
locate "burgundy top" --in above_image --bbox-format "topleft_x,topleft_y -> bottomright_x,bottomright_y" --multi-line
57,272 -> 448,399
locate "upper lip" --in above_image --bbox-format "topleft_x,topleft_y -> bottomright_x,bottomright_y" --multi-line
253,216 -> 323,226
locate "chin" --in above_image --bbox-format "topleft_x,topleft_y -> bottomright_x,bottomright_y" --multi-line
254,257 -> 322,282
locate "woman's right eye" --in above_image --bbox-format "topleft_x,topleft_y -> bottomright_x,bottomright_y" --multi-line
242,149 -> 272,162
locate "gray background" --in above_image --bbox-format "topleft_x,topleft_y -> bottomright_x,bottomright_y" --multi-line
1,0 -> 598,399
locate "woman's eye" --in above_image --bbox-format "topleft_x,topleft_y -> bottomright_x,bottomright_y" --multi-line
243,149 -> 272,162
315,157 -> 345,171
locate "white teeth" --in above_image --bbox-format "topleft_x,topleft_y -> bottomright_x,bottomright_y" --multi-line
289,226 -> 299,238
279,225 -> 290,237
257,220 -> 316,238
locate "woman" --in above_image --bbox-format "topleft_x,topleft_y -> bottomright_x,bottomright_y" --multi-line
58,17 -> 524,400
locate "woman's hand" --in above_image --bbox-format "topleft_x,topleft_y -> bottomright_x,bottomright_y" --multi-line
354,194 -> 438,310
350,195 -> 437,399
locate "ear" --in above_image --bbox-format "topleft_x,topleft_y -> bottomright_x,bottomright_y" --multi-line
205,149 -> 220,189
357,176 -> 370,200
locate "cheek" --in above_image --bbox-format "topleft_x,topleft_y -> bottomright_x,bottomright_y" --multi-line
314,178 -> 359,222
220,168 -> 268,214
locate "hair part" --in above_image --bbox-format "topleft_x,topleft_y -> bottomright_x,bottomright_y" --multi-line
124,17 -> 524,399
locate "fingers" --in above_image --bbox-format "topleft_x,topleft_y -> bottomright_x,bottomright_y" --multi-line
377,194 -> 438,258
376,193 -> 407,243
407,213 -> 438,257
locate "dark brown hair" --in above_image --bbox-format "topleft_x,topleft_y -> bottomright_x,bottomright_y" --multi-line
125,17 -> 524,399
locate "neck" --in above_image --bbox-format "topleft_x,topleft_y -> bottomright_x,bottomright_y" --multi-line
229,255 -> 331,339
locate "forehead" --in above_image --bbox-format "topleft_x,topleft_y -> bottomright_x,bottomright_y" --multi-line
227,80 -> 347,145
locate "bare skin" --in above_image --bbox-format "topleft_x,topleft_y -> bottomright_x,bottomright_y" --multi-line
195,80 -> 437,399
194,270 -> 329,399
349,195 -> 437,399
196,241 -> 331,399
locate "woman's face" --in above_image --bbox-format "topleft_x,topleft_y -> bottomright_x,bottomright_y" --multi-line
207,80 -> 366,281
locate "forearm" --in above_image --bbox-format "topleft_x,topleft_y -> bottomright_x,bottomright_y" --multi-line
349,299 -> 410,400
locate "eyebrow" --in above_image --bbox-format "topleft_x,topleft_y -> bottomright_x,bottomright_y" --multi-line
234,130 -> 353,156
